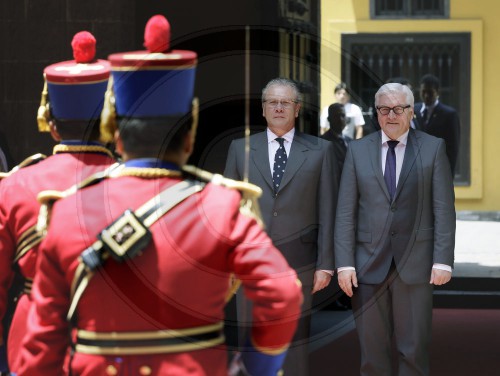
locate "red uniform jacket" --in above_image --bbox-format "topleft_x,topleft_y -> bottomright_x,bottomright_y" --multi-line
18,171 -> 302,375
0,146 -> 115,371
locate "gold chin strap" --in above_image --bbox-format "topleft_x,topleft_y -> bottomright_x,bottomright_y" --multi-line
190,97 -> 199,145
37,74 -> 50,132
99,74 -> 117,144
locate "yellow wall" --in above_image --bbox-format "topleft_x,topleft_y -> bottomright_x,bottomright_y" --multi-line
321,0 -> 500,210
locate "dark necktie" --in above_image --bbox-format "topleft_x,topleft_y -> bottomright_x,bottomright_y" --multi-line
384,140 -> 399,200
272,137 -> 287,192
422,108 -> 429,129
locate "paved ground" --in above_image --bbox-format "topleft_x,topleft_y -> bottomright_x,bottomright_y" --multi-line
310,212 -> 500,351
454,218 -> 500,277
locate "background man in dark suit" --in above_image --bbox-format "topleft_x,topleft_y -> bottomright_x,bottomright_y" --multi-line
321,102 -> 351,179
414,73 -> 460,175
335,83 -> 456,375
224,77 -> 337,376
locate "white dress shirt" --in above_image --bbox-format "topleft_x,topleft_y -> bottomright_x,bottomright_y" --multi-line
267,127 -> 294,174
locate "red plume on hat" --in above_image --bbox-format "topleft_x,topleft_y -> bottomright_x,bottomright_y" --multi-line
71,31 -> 96,63
144,15 -> 171,52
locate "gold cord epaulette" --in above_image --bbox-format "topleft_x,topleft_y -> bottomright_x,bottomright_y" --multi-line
182,165 -> 265,300
35,163 -> 123,235
0,153 -> 47,180
113,167 -> 182,179
36,190 -> 67,236
182,165 -> 262,198
53,144 -> 114,159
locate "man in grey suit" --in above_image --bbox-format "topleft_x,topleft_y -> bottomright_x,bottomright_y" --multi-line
335,83 -> 455,376
224,78 -> 337,376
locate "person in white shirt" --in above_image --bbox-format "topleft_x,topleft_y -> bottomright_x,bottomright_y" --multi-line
320,82 -> 365,139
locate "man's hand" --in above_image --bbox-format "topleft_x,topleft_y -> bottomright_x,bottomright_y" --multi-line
338,270 -> 358,297
430,268 -> 452,285
312,270 -> 332,294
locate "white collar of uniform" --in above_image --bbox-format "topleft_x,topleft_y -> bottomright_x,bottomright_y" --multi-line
381,129 -> 409,146
267,127 -> 295,145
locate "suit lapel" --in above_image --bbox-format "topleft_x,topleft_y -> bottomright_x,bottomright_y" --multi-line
414,103 -> 425,130
251,132 -> 274,190
427,102 -> 442,127
394,129 -> 419,201
370,132 -> 391,200
277,132 -> 307,192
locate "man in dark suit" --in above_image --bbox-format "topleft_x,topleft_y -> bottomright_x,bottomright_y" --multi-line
414,73 -> 460,175
335,83 -> 456,375
224,77 -> 337,376
321,102 -> 351,177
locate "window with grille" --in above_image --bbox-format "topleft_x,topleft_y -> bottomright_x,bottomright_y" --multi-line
371,0 -> 449,19
341,32 -> 470,185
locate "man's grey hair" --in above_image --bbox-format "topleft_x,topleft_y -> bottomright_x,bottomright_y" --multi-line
261,78 -> 302,103
375,83 -> 414,107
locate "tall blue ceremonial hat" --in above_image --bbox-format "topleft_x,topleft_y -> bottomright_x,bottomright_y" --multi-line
100,14 -> 197,143
37,31 -> 111,132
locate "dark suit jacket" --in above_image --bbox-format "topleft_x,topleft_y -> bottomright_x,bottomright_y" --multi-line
334,129 -> 455,284
321,130 -> 351,180
224,130 -> 336,272
414,102 -> 460,175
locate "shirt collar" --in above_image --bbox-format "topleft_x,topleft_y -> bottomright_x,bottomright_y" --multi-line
267,127 -> 295,144
421,99 -> 439,114
381,129 -> 409,146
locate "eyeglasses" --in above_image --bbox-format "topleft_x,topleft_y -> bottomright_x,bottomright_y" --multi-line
263,99 -> 298,109
376,105 -> 411,115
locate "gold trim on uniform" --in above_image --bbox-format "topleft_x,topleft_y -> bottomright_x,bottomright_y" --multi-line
78,322 -> 223,340
53,144 -> 114,159
105,365 -> 118,375
75,322 -> 225,355
251,336 -> 290,356
139,365 -> 152,375
75,337 -> 225,355
14,224 -> 44,263
0,153 -> 47,179
47,78 -> 109,86
23,278 -> 33,295
112,168 -> 182,179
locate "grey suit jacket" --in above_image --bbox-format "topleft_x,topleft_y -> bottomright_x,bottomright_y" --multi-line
334,129 -> 455,284
224,130 -> 337,271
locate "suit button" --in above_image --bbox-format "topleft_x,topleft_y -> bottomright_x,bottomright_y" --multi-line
391,206 -> 397,212
273,211 -> 278,217
139,365 -> 152,375
391,231 -> 396,236
106,365 -> 118,375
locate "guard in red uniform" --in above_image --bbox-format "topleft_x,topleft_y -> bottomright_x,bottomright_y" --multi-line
17,15 -> 302,376
0,31 -> 116,373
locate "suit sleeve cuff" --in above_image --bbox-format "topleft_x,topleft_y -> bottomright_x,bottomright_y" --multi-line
337,266 -> 355,273
319,269 -> 334,276
432,263 -> 452,272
